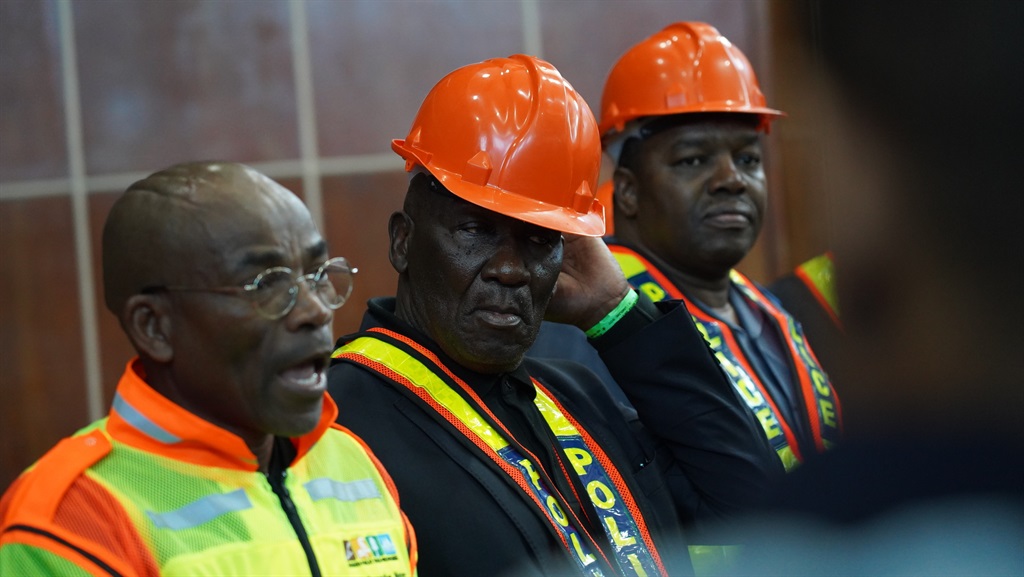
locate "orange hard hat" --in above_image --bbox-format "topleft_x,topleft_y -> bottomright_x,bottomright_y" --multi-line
599,22 -> 784,138
392,54 -> 605,237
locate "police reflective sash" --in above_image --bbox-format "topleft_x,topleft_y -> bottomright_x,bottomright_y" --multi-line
609,244 -> 842,470
730,272 -> 842,454
334,327 -> 669,577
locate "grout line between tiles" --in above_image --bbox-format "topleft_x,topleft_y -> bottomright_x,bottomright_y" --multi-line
58,0 -> 105,422
289,0 -> 324,232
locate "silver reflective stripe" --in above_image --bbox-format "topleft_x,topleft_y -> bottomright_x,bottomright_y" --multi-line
146,489 -> 253,531
305,478 -> 381,502
112,392 -> 180,444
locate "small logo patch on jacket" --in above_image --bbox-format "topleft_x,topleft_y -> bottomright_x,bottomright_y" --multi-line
345,533 -> 399,566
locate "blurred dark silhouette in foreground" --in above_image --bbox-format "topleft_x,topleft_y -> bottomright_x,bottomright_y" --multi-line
721,1 -> 1024,575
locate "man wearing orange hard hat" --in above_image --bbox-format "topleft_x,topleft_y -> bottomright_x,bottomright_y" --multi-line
606,22 -> 841,472
326,54 -> 778,576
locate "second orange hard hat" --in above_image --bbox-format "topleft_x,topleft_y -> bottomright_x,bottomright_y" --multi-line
600,21 -> 784,138
392,54 -> 605,237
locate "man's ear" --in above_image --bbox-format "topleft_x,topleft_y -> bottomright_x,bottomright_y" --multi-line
613,167 -> 639,220
388,211 -> 413,274
122,294 -> 173,363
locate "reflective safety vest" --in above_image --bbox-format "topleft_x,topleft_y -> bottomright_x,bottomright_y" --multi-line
334,327 -> 670,577
794,252 -> 841,329
0,359 -> 417,577
609,245 -> 842,471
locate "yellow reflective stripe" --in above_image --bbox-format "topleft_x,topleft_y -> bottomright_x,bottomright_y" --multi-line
730,271 -> 841,453
340,337 -> 609,574
798,253 -> 839,316
341,338 -> 509,452
777,447 -> 800,472
611,252 -> 647,279
340,334 -> 670,576
698,318 -> 800,472
343,337 -> 643,469
688,545 -> 743,577
532,389 -> 578,437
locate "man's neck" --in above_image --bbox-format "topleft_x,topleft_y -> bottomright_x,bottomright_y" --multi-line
251,434 -> 277,475
675,273 -> 732,310
622,240 -> 733,306
616,239 -> 740,324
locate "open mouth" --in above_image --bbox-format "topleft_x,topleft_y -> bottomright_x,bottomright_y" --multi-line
475,306 -> 523,327
278,355 -> 327,394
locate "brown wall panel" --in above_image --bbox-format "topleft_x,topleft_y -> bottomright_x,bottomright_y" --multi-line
321,172 -> 407,337
539,0 -> 766,109
0,197 -> 89,489
736,133 -> 790,284
73,0 -> 300,174
1,1 -> 820,495
765,0 -> 833,272
0,0 -> 67,181
308,0 -> 523,158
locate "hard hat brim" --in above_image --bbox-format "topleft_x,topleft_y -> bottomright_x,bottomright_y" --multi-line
393,139 -> 606,237
600,106 -> 785,138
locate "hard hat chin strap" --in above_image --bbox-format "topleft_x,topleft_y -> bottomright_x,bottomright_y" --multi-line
604,115 -> 688,166
603,117 -> 657,166
605,112 -> 767,166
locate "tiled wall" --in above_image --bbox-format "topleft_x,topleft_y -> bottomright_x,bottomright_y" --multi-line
0,0 -> 788,488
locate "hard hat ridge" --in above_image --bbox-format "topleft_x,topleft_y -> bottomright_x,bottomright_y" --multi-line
392,54 -> 605,237
599,21 -> 784,140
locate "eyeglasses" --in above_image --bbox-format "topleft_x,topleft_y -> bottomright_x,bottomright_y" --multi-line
141,257 -> 358,320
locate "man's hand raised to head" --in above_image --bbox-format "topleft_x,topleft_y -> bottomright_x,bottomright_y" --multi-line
545,235 -> 631,331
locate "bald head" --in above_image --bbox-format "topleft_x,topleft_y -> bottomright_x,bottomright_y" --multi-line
102,161 -> 305,317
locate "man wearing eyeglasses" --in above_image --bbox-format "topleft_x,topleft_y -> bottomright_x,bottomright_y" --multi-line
0,161 -> 417,576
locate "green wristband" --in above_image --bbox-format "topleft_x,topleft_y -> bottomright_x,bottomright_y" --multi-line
585,289 -> 639,339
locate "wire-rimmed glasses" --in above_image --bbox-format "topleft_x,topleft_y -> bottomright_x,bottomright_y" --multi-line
141,256 -> 358,320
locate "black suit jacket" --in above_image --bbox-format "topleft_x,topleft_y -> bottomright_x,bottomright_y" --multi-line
327,297 -> 779,576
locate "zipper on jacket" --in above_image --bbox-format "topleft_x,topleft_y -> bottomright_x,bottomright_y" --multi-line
268,469 -> 322,577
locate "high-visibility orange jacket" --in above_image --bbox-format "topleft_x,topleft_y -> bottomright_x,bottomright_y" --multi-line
0,358 -> 417,577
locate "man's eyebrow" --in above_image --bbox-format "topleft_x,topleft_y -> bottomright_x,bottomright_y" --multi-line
238,250 -> 288,270
305,239 -> 329,262
234,240 -> 328,274
736,133 -> 762,146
